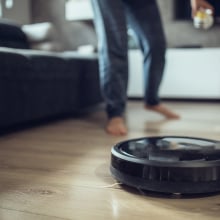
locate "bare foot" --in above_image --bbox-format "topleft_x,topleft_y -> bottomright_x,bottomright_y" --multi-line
145,104 -> 180,119
106,117 -> 128,136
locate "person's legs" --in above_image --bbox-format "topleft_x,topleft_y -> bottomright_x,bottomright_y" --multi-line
91,0 -> 129,135
125,0 -> 179,119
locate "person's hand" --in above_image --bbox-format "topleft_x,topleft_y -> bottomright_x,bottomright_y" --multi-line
190,0 -> 214,17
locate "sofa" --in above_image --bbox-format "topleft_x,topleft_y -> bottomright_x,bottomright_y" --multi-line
0,19 -> 103,131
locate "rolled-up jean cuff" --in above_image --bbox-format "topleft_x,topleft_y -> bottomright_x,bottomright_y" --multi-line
107,111 -> 124,119
145,101 -> 160,107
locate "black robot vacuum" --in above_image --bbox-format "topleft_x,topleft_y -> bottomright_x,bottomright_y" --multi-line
110,136 -> 220,194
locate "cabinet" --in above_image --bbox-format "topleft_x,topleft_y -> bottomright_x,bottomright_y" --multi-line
128,48 -> 220,99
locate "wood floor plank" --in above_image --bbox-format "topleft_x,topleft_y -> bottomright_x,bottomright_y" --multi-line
0,180 -> 219,220
0,101 -> 220,219
0,208 -> 69,220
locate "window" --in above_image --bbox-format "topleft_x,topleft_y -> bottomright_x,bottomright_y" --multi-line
65,0 -> 93,21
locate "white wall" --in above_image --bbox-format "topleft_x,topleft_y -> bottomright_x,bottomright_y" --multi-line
65,0 -> 93,21
128,48 -> 220,99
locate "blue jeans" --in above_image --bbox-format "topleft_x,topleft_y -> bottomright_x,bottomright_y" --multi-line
92,0 -> 166,118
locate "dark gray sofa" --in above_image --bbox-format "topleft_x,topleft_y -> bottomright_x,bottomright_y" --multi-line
0,20 -> 102,130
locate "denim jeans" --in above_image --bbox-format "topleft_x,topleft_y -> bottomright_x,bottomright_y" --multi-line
92,0 -> 166,118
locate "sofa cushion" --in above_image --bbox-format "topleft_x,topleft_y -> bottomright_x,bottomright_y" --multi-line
0,47 -> 80,79
0,19 -> 30,49
22,22 -> 56,43
22,22 -> 63,52
0,47 -> 82,127
63,52 -> 102,108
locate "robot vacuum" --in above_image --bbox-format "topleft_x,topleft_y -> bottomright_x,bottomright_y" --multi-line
110,136 -> 220,194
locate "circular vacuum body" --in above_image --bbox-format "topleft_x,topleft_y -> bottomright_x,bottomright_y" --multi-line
110,136 -> 220,194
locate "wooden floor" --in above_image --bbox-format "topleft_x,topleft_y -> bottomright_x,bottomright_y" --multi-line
0,101 -> 220,220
